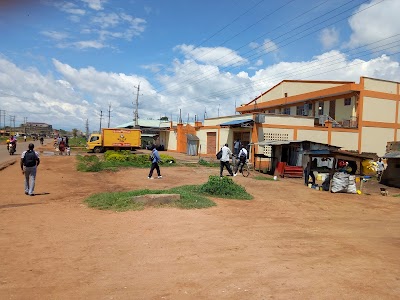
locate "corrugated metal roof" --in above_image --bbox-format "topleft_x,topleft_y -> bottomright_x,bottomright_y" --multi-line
116,120 -> 171,128
219,119 -> 253,126
384,151 -> 400,158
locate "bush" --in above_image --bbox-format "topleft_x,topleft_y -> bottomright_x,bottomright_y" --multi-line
77,155 -> 103,172
199,175 -> 253,200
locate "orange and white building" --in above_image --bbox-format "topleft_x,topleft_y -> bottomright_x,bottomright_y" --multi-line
170,76 -> 398,158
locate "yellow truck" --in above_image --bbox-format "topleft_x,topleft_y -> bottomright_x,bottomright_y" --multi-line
86,128 -> 141,153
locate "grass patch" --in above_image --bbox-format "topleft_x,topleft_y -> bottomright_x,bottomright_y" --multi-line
68,137 -> 87,147
199,175 -> 253,200
76,151 -> 177,172
198,158 -> 220,167
84,176 -> 252,211
392,194 -> 400,197
85,186 -> 216,211
253,175 -> 277,181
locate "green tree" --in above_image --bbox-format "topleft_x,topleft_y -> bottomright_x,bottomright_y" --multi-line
160,116 -> 169,121
72,128 -> 78,138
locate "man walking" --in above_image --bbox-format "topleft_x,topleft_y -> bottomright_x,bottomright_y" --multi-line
219,143 -> 234,177
234,145 -> 248,176
20,143 -> 40,196
148,147 -> 162,179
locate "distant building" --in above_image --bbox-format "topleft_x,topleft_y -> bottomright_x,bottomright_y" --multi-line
22,122 -> 53,136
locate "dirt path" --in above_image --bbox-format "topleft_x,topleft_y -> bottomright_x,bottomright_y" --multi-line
1,149 -> 400,299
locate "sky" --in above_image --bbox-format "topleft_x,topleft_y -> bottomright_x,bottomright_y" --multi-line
0,0 -> 400,132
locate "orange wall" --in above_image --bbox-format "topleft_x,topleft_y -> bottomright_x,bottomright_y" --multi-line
176,123 -> 197,153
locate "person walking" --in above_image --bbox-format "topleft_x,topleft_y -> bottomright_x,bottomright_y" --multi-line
376,157 -> 385,181
233,139 -> 241,156
20,143 -> 40,196
219,143 -> 234,177
234,145 -> 248,176
148,147 -> 162,179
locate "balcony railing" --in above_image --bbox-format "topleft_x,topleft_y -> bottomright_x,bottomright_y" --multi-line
315,115 -> 358,128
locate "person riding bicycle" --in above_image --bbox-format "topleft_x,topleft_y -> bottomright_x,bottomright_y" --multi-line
233,145 -> 248,176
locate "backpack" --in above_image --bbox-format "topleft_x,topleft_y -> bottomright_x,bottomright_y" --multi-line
24,150 -> 37,167
239,151 -> 247,162
216,149 -> 222,160
149,153 -> 155,161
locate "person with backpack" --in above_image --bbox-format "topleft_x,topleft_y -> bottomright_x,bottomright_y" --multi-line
148,147 -> 162,179
20,143 -> 40,196
219,143 -> 234,177
233,145 -> 248,176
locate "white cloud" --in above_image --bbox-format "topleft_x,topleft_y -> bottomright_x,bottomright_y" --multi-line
174,44 -> 248,67
263,39 -> 278,53
1,48 -> 400,130
82,0 -> 107,11
53,2 -> 86,15
347,0 -> 400,50
319,27 -> 339,49
41,31 -> 69,41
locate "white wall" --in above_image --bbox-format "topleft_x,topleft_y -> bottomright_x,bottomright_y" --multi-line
362,127 -> 395,156
363,77 -> 398,94
297,130 -> 328,144
331,131 -> 358,151
362,97 -> 396,123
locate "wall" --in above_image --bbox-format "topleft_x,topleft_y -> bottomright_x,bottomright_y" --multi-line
331,131 -> 358,151
265,115 -> 314,126
363,77 -> 398,94
197,128 -> 218,154
335,96 -> 356,122
259,81 -> 346,102
297,130 -> 328,144
166,130 -> 177,151
363,97 -> 397,123
361,127 -> 394,156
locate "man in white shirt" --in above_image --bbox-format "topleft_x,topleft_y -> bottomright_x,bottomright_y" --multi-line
234,146 -> 248,176
219,143 -> 234,177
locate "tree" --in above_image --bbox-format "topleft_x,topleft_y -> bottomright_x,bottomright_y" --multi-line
160,116 -> 169,121
72,128 -> 78,138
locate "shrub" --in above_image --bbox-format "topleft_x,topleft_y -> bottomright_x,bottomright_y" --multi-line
199,175 -> 253,200
77,155 -> 103,172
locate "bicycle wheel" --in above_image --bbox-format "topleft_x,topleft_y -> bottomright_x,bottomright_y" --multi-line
242,165 -> 250,177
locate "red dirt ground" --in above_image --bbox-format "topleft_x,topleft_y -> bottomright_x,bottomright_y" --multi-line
1,146 -> 400,299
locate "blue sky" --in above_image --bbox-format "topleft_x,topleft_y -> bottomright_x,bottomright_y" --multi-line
0,0 -> 400,131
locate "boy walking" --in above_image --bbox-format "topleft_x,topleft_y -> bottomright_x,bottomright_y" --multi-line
148,147 -> 162,179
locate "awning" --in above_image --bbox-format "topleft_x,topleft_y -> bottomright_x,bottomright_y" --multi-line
219,119 -> 253,127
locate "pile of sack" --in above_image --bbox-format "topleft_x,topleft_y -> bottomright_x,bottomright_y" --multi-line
331,172 -> 357,193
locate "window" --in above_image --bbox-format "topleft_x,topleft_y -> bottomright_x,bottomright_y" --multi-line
268,109 -> 275,114
90,136 -> 99,142
318,101 -> 324,115
283,107 -> 290,115
344,98 -> 351,106
263,132 -> 289,156
296,106 -> 304,116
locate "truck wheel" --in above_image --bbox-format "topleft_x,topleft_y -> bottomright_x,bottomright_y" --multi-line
94,146 -> 102,153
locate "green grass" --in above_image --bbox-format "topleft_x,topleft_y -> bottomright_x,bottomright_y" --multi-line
198,158 -> 220,167
76,151 -> 177,172
84,176 -> 252,211
68,137 -> 87,147
392,194 -> 400,197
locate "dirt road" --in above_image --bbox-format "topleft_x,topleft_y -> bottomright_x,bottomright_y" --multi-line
1,147 -> 400,299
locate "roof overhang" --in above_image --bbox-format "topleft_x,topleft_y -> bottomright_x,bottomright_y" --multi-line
219,118 -> 253,127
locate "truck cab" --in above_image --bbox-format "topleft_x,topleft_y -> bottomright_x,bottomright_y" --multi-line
86,134 -> 102,153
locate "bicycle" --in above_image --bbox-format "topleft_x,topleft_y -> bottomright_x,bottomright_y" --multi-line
234,160 -> 251,177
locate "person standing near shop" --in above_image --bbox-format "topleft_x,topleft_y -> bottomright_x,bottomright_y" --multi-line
220,143 -> 234,177
20,143 -> 40,196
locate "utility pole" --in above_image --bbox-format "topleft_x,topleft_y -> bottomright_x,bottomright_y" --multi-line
24,117 -> 27,134
0,110 -> 5,129
99,110 -> 103,133
133,83 -> 140,128
85,119 -> 89,138
107,103 -> 112,128
179,109 -> 182,123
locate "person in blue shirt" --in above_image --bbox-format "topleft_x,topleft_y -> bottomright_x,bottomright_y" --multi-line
148,147 -> 162,179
